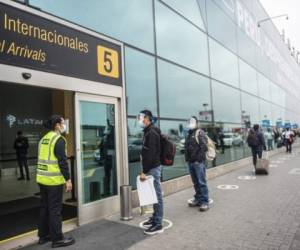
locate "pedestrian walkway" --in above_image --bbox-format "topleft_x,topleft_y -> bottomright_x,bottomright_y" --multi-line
24,148 -> 300,250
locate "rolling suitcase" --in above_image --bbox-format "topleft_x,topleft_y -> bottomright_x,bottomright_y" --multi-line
255,152 -> 269,175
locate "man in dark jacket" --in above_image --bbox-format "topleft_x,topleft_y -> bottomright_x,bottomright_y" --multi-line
185,116 -> 209,212
247,124 -> 266,168
14,131 -> 30,180
138,110 -> 164,235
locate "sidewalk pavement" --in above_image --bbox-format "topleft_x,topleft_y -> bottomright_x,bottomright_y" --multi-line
24,148 -> 300,250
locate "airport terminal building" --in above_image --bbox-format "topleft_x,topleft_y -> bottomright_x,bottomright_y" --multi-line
1,0 -> 300,243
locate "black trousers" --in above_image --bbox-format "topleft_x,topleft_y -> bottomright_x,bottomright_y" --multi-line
252,148 -> 262,167
285,141 -> 292,153
38,184 -> 64,242
17,155 -> 29,178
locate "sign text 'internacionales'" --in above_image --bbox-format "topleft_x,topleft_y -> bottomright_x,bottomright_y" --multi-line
0,3 -> 122,86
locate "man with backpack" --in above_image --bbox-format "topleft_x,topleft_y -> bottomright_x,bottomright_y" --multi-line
185,116 -> 210,212
247,124 -> 266,168
138,110 -> 164,235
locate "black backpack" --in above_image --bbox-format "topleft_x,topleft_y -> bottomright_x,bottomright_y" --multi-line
247,132 -> 259,147
160,134 -> 176,166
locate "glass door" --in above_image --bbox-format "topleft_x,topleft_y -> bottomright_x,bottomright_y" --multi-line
75,93 -> 121,225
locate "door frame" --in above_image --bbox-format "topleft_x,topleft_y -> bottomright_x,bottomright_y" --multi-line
75,93 -> 123,225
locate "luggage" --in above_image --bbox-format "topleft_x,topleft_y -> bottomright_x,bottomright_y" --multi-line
160,134 -> 176,166
255,152 -> 269,175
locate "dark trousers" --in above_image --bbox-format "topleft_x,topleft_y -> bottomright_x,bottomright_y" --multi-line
285,139 -> 292,153
17,155 -> 29,179
252,148 -> 262,167
38,184 -> 64,242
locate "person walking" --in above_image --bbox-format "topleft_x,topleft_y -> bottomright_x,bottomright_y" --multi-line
37,115 -> 75,248
14,130 -> 30,180
264,128 -> 274,151
247,124 -> 266,169
185,116 -> 210,212
138,110 -> 164,235
283,127 -> 294,153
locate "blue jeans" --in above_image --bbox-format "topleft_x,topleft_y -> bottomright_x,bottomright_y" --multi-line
188,162 -> 209,205
148,166 -> 163,226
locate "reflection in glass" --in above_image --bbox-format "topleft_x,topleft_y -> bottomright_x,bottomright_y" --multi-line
158,60 -> 211,119
239,59 -> 258,95
30,0 -> 155,52
155,1 -> 209,74
125,47 -> 157,116
162,0 -> 206,30
79,101 -> 117,203
127,119 -> 143,189
212,80 -> 241,123
206,0 -> 237,52
241,92 -> 260,125
209,38 -> 239,87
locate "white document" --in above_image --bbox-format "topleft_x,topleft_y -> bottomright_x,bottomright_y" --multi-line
136,176 -> 158,206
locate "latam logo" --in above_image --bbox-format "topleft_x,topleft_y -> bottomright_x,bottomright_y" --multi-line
6,114 -> 43,128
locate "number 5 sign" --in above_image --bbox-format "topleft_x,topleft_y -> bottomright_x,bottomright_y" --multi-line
97,45 -> 119,78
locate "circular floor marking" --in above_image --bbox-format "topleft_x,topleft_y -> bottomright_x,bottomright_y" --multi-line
139,218 -> 173,230
217,184 -> 239,190
238,176 -> 256,180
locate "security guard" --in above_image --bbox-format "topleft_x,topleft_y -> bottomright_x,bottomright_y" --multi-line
37,115 -> 75,248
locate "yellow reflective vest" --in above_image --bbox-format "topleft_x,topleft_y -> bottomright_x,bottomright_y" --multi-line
37,131 -> 66,186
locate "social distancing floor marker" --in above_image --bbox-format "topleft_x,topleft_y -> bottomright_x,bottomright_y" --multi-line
139,219 -> 173,230
238,176 -> 256,180
271,161 -> 283,164
288,168 -> 300,175
217,185 -> 239,190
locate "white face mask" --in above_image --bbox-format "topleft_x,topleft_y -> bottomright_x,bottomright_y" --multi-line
59,124 -> 67,134
187,118 -> 197,130
137,113 -> 146,128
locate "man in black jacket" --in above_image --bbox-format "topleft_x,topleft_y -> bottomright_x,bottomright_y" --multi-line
247,124 -> 266,168
138,110 -> 164,235
14,131 -> 30,180
185,117 -> 209,212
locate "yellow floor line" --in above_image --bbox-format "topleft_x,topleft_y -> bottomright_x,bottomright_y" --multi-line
0,218 -> 77,244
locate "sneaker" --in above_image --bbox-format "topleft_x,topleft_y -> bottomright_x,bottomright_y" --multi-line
144,224 -> 164,235
199,204 -> 209,212
188,198 -> 201,207
142,218 -> 154,228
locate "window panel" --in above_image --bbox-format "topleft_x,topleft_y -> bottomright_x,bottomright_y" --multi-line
241,92 -> 260,125
239,59 -> 258,95
212,80 -> 241,123
257,72 -> 271,101
162,0 -> 206,30
155,1 -> 209,74
158,60 -> 211,119
209,38 -> 239,87
206,0 -> 237,52
125,47 -> 157,116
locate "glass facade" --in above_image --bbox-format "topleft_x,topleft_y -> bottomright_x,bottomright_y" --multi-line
28,0 -> 300,187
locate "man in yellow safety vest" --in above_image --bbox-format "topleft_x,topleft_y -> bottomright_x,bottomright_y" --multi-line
37,115 -> 75,248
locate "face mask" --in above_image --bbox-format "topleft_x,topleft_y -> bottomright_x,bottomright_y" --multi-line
187,118 -> 197,130
137,113 -> 146,128
59,124 -> 67,134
